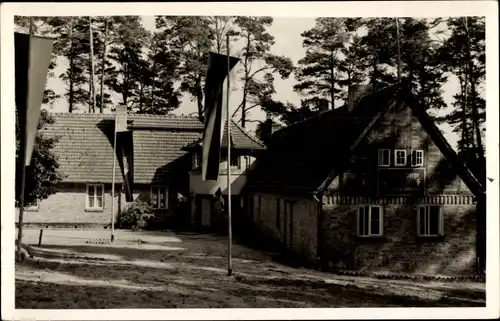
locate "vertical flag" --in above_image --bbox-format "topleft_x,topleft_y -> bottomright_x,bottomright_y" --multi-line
202,52 -> 239,181
15,32 -> 54,166
115,104 -> 134,202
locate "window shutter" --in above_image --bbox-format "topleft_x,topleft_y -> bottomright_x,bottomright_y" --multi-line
165,188 -> 169,209
439,207 -> 444,236
417,206 -> 425,236
357,207 -> 363,236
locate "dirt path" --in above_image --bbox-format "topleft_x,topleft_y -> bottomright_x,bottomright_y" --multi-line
15,229 -> 485,308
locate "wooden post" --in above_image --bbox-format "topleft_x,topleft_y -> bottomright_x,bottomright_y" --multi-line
89,17 -> 96,113
38,229 -> 44,247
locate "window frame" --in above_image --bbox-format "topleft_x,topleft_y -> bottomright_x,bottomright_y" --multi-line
150,185 -> 169,209
417,205 -> 444,237
357,205 -> 384,237
276,198 -> 281,229
192,151 -> 200,169
412,150 -> 424,167
394,149 -> 407,167
25,199 -> 40,212
378,149 -> 391,167
86,183 -> 105,211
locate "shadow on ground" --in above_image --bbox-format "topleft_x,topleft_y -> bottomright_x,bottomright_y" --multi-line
15,232 -> 485,309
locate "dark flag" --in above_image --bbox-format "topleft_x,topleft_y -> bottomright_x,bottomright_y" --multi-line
202,52 -> 239,181
15,32 -> 54,166
115,104 -> 134,202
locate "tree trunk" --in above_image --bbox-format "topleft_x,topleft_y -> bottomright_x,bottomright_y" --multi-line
330,50 -> 335,110
99,17 -> 109,113
196,75 -> 203,119
89,17 -> 96,113
69,18 -> 74,113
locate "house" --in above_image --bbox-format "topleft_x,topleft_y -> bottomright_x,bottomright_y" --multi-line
245,84 -> 486,275
182,121 -> 265,233
16,112 -> 264,230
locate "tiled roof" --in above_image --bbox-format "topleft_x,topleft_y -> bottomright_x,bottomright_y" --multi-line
43,113 -> 203,184
182,119 -> 266,150
246,84 -> 485,196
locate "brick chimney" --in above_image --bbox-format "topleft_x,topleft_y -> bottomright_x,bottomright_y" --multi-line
271,123 -> 282,135
317,98 -> 329,113
348,84 -> 371,112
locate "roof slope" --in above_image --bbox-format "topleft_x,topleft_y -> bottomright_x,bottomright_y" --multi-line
182,119 -> 266,150
44,113 -> 204,184
246,84 -> 485,197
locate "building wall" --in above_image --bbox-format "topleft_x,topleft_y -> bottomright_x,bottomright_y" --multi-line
320,102 -> 478,275
16,182 -> 179,226
249,192 -> 319,263
320,195 -> 477,275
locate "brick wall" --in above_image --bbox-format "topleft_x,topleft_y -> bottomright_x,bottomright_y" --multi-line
15,183 -> 179,225
250,192 -> 319,263
320,196 -> 477,275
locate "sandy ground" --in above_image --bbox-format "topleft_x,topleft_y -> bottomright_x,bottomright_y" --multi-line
15,228 -> 485,309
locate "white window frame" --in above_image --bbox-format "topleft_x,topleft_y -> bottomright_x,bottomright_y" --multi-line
378,149 -> 391,167
230,155 -> 240,168
394,149 -> 407,167
417,205 -> 444,237
192,151 -> 200,169
412,150 -> 424,167
86,184 -> 104,210
151,186 -> 169,209
357,205 -> 384,237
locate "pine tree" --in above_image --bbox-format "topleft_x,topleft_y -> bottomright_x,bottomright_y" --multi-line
230,17 -> 294,128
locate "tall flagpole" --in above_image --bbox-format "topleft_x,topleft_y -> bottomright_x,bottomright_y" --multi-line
226,34 -> 233,277
111,109 -> 117,243
16,18 -> 34,261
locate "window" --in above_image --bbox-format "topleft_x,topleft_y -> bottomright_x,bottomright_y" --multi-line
395,149 -> 407,166
418,205 -> 443,237
230,155 -> 240,168
412,150 -> 424,167
25,199 -> 40,212
357,206 -> 383,237
378,149 -> 390,167
192,152 -> 200,169
87,184 -> 104,210
151,186 -> 168,209
276,198 -> 281,229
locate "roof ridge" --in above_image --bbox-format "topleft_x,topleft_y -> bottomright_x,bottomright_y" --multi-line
230,119 -> 265,147
48,112 -> 201,120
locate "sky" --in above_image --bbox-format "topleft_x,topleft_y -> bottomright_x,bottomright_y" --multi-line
45,16 -> 461,147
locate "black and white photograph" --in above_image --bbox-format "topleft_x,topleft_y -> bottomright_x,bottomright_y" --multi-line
1,1 -> 499,320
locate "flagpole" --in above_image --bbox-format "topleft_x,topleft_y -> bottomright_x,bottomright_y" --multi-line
226,34 -> 233,277
111,111 -> 117,243
16,18 -> 34,261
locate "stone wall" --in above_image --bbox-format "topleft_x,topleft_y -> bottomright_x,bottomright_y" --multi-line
320,195 -> 477,275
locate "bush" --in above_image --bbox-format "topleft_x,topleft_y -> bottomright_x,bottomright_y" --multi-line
118,200 -> 155,231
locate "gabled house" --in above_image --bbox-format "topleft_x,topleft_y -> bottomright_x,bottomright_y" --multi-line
245,84 -> 486,275
182,120 -> 266,232
16,112 -> 265,230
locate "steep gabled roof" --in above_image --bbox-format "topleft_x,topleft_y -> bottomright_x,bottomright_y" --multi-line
182,119 -> 266,151
43,113 -> 204,184
246,84 -> 486,197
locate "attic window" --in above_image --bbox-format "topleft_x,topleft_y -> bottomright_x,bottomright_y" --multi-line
378,149 -> 390,167
412,150 -> 424,167
395,149 -> 407,166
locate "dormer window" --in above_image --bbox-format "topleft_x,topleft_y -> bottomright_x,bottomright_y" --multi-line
412,150 -> 424,167
378,149 -> 390,167
395,149 -> 407,167
192,152 -> 200,169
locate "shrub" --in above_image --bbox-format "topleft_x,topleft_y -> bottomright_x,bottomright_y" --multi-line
118,200 -> 155,231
